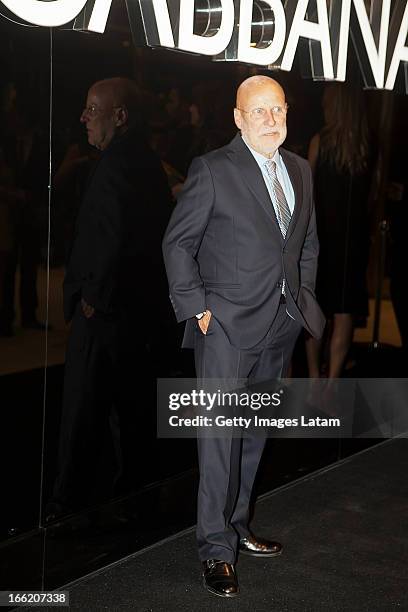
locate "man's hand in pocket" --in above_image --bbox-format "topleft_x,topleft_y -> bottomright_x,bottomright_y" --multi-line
198,310 -> 212,335
81,298 -> 95,319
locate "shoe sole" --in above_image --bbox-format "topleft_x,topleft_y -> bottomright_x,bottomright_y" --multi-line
203,578 -> 239,598
239,548 -> 283,558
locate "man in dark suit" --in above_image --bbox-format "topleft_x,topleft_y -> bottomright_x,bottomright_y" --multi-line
162,76 -> 325,597
49,78 -> 172,516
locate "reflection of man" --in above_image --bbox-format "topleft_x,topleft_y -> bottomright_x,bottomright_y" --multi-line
49,78 -> 172,515
163,76 -> 325,597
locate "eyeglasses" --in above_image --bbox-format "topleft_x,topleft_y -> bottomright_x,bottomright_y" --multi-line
82,104 -> 121,117
82,104 -> 101,117
236,104 -> 289,120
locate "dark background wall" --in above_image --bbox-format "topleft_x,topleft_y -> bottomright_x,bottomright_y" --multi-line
0,0 -> 406,591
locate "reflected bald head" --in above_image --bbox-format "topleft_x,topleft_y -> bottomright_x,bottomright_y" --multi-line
81,77 -> 141,150
236,76 -> 285,110
89,77 -> 141,126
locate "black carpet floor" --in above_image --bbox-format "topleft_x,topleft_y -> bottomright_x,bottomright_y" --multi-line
37,439 -> 408,611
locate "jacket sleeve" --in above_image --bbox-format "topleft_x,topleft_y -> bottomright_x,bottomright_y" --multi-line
162,156 -> 215,322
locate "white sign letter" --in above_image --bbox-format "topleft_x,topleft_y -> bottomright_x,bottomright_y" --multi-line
352,0 -> 391,89
385,2 -> 408,90
86,0 -> 115,34
281,0 -> 334,78
237,0 -> 286,66
178,0 -> 235,56
148,0 -> 175,48
0,0 -> 88,27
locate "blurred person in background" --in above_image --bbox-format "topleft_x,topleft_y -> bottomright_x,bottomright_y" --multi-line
385,102 -> 408,368
0,87 -> 48,334
167,82 -> 234,176
306,83 -> 374,379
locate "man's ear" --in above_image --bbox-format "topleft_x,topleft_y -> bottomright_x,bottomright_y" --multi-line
115,106 -> 128,127
233,108 -> 242,130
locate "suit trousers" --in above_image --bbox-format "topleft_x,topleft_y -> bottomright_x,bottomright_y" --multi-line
52,302 -> 154,508
193,303 -> 302,563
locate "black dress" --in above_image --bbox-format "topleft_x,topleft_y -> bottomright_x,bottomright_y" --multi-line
314,150 -> 371,318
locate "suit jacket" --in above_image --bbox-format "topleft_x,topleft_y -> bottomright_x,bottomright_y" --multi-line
63,127 -> 172,323
162,132 -> 325,350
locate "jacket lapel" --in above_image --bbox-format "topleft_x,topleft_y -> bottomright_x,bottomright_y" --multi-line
279,147 -> 303,243
226,133 -> 283,239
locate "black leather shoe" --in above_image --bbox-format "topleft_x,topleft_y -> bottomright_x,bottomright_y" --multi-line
239,534 -> 283,557
202,559 -> 239,597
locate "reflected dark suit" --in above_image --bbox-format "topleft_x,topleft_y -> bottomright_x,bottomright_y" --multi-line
53,128 -> 172,508
163,133 -> 325,562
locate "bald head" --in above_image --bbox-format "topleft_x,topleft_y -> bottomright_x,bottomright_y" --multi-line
90,78 -> 141,122
236,75 -> 285,109
81,77 -> 141,150
234,76 -> 288,158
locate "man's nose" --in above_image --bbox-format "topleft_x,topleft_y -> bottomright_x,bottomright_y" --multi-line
80,110 -> 87,123
263,109 -> 277,125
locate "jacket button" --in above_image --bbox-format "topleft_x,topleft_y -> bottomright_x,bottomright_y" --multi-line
276,282 -> 282,288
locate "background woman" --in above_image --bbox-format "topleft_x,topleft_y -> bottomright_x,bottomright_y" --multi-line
306,83 -> 373,378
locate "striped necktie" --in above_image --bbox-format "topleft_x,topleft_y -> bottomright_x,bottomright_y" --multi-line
264,159 -> 292,238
